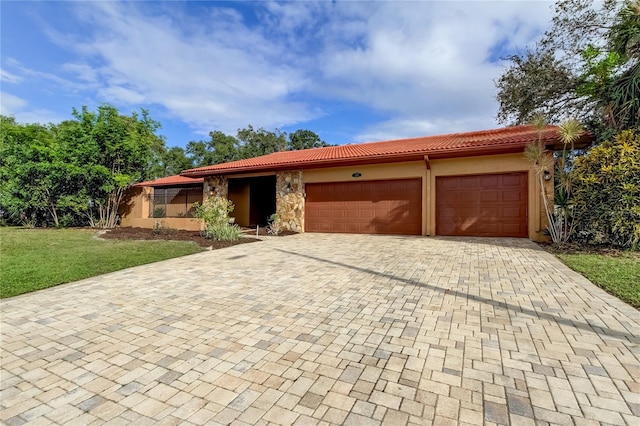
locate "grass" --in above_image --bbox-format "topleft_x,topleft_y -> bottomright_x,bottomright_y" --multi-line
0,227 -> 203,298
557,251 -> 640,308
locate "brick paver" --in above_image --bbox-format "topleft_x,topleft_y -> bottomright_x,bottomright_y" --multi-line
1,234 -> 639,425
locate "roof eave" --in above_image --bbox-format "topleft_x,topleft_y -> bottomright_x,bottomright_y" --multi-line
181,143 -> 539,177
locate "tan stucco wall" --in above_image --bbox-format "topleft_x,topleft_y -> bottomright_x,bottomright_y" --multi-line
428,153 -> 549,241
302,153 -> 551,241
228,181 -> 251,227
120,186 -> 205,231
303,161 -> 428,235
120,186 -> 151,227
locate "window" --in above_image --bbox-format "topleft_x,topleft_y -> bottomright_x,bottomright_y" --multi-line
150,186 -> 203,218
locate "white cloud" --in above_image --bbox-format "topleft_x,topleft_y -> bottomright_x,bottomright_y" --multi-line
0,92 -> 27,114
30,1 -> 553,142
0,69 -> 23,84
0,91 -> 64,124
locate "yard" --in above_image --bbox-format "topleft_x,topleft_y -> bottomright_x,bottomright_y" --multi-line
0,227 -> 205,298
557,250 -> 640,308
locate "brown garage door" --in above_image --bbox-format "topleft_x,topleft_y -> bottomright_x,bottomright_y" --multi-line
436,172 -> 527,237
305,179 -> 422,235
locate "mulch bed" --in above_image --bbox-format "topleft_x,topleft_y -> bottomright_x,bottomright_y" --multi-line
538,241 -> 639,258
101,227 -> 260,249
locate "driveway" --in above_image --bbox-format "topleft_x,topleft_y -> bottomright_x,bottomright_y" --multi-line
1,234 -> 639,425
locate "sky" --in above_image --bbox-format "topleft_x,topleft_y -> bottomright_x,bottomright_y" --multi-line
1,1 -> 554,148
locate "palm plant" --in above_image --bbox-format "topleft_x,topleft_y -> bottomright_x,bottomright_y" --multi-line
526,116 -> 583,244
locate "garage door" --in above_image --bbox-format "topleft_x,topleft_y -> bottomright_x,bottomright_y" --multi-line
436,172 -> 527,237
305,179 -> 422,235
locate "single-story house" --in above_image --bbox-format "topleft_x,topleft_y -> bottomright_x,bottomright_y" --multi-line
121,125 -> 592,241
181,125 -> 592,241
119,174 -> 204,231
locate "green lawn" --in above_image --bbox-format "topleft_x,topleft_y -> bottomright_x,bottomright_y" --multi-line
0,227 -> 203,298
558,252 -> 640,308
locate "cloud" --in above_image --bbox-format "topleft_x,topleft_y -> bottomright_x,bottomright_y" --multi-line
0,69 -> 23,84
0,91 -> 64,124
0,92 -> 27,114
29,1 -> 553,142
314,1 -> 553,139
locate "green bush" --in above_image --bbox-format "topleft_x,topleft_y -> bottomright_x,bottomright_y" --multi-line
193,197 -> 242,241
203,223 -> 244,241
571,130 -> 640,249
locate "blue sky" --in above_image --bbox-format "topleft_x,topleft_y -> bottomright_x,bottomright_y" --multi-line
1,1 -> 553,148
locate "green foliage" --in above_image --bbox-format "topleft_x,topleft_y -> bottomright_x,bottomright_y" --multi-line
267,213 -> 281,236
193,196 -> 242,241
0,105 -> 165,228
288,129 -> 330,150
496,0 -> 640,138
0,227 -> 202,298
202,222 -> 244,241
186,127 -> 331,167
571,130 -> 640,249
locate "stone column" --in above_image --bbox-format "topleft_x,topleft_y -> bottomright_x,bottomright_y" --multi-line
205,175 -> 228,199
276,171 -> 304,232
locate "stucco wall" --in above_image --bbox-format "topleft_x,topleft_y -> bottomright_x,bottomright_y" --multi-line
303,161 -> 428,235
228,180 -> 251,226
302,153 -> 551,241
119,186 -> 151,227
119,186 -> 205,231
429,152 -> 549,241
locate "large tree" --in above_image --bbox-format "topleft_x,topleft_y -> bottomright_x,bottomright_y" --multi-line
496,0 -> 639,139
186,127 -> 330,167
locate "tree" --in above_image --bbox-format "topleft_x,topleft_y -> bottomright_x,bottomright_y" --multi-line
0,117 -> 78,227
57,105 -> 165,228
496,0 -> 639,138
237,125 -> 287,158
151,146 -> 194,177
288,129 -> 331,150
186,131 -> 241,167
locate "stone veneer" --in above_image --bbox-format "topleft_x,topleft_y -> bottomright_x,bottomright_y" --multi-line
205,175 -> 228,200
276,171 -> 304,232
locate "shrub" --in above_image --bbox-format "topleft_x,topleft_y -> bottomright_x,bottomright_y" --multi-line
266,213 -> 281,236
193,197 -> 242,241
571,130 -> 640,249
203,223 -> 244,241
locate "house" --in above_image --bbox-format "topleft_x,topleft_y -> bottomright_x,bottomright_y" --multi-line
119,174 -> 204,231
179,125 -> 592,241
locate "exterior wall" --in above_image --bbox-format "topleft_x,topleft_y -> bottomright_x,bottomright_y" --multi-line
206,175 -> 228,199
276,171 -> 304,232
302,153 -> 551,241
428,152 -> 550,242
119,186 -> 151,227
120,186 -> 204,231
228,180 -> 251,226
304,161 -> 428,235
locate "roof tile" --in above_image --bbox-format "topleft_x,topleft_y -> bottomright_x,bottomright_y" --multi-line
181,125 -> 570,176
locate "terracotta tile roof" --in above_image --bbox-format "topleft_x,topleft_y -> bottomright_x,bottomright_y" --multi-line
181,125 -> 587,177
136,174 -> 204,187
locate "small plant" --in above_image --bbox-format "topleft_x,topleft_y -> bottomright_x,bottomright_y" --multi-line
202,223 -> 244,241
193,197 -> 243,241
266,213 -> 281,236
153,221 -> 176,235
152,207 -> 165,218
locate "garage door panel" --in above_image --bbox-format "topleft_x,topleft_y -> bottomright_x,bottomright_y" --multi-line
436,172 -> 527,237
306,179 -> 421,235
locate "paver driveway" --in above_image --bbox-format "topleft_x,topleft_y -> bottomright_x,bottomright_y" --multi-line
1,234 -> 639,425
